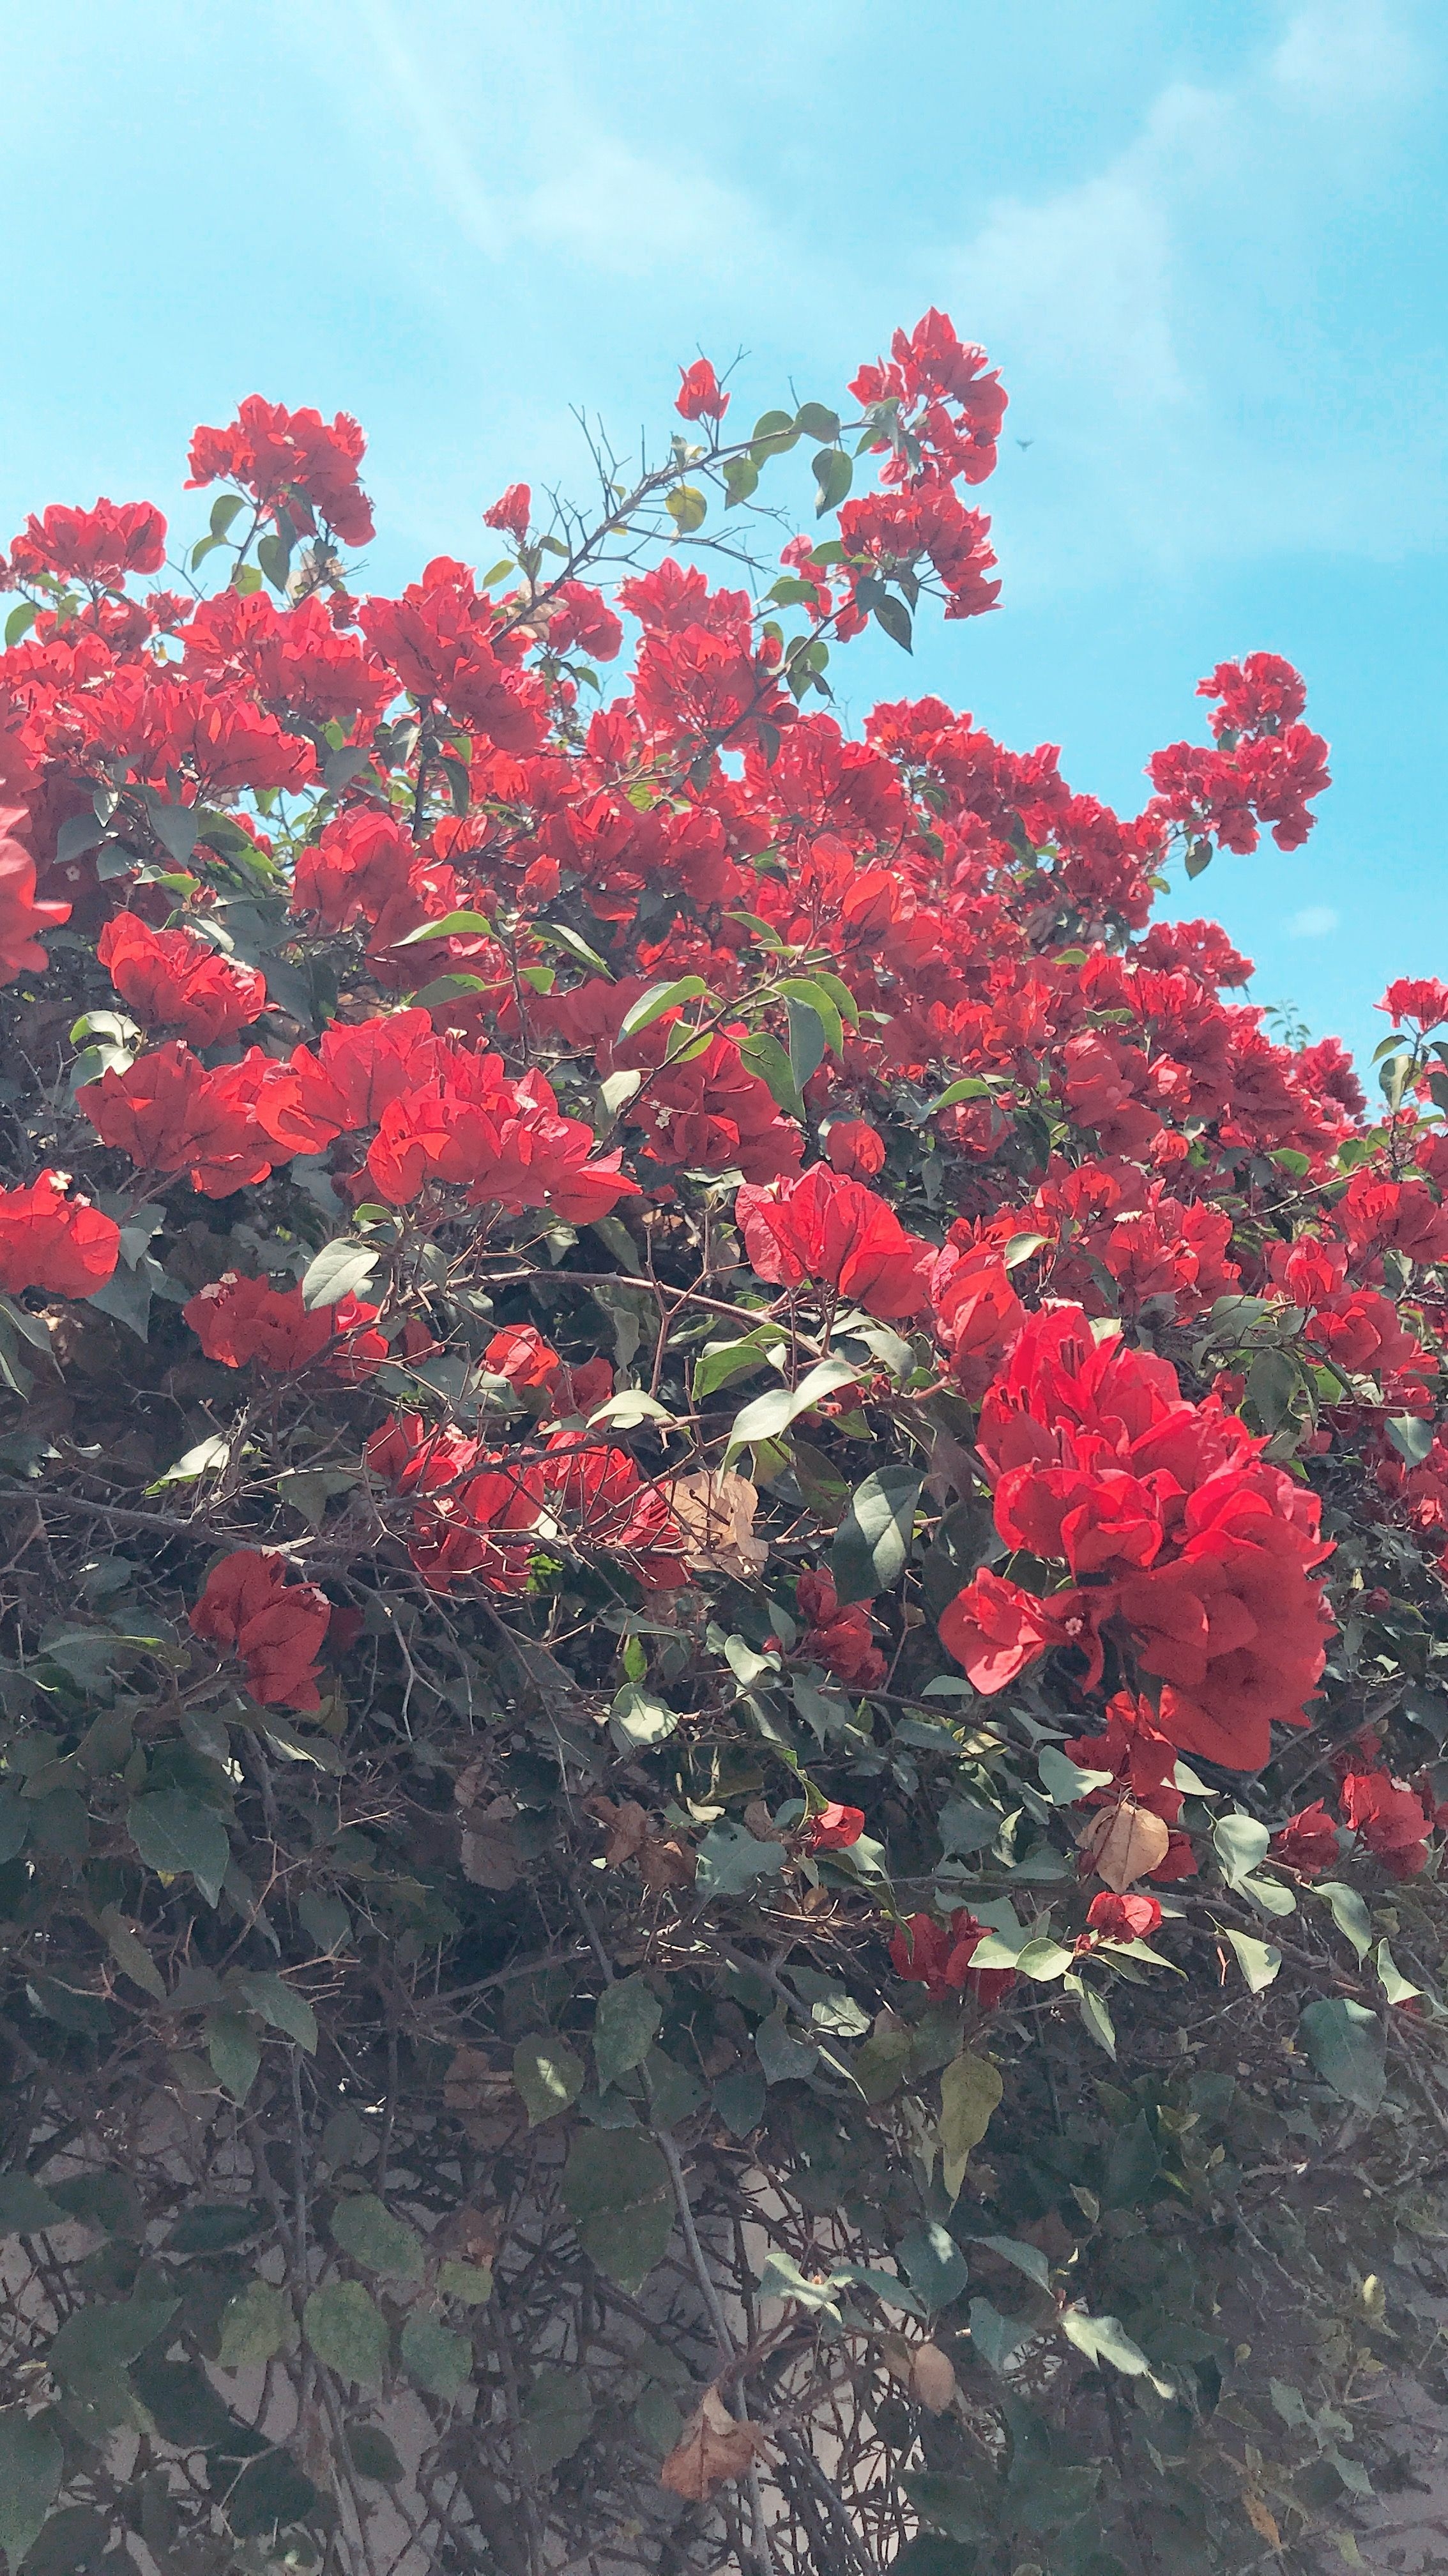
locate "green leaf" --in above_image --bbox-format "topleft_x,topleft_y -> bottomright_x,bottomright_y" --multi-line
1387,1413 -> 1436,1467
163,2203 -> 259,2254
593,1975 -> 663,2092
1071,1978 -> 1118,2060
793,401 -> 841,440
968,2295 -> 1032,2374
0,2175 -> 64,2235
1376,1936 -> 1422,2004
1224,1929 -> 1281,1993
1213,1810 -> 1271,1889
727,1356 -> 858,1451
896,2221 -> 970,2313
522,2366 -> 595,2474
1060,2309 -> 1155,2376
128,1788 -> 229,1908
1299,1996 -> 1385,2112
1013,1938 -> 1076,1981
736,1027 -> 804,1117
786,995 -> 827,1091
330,2192 -> 424,2279
393,907 -> 494,946
874,592 -> 913,651
1315,1880 -> 1373,1961
225,2449 -> 319,2539
979,2234 -> 1051,2290
300,1240 -> 380,1311
98,1906 -> 166,2003
234,1973 -> 317,2051
691,1329 -> 783,1404
938,2052 -> 1003,2202
303,2281 -> 389,2387
49,2293 -> 178,2389
1038,1745 -> 1114,1805
0,2410 -> 63,2566
536,918 -> 613,977
812,446 -> 853,514
438,2260 -> 493,2305
208,2011 -> 262,2105
513,2034 -> 585,2127
694,1819 -> 786,1900
4,601 -> 38,648
399,2307 -> 472,2401
217,2280 -> 298,2370
666,484 -> 707,533
618,974 -> 707,1039
561,2130 -> 673,2293
348,2423 -> 404,2483
757,2246 -> 841,2317
830,1466 -> 922,1605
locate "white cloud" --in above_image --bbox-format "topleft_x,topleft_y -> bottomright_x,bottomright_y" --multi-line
936,0 -> 1442,593
1272,0 -> 1417,108
1290,905 -> 1341,937
353,0 -> 765,283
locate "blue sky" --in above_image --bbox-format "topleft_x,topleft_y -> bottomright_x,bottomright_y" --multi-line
3,0 -> 1444,1071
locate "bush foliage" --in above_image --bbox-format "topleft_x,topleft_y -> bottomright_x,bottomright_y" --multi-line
0,321 -> 1444,2576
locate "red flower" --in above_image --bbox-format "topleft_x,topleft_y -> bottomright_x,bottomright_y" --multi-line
0,1171 -> 119,1299
7,499 -> 167,588
0,808 -> 69,983
1339,1768 -> 1433,1878
929,1241 -> 1023,1399
190,1549 -> 331,1710
482,1324 -> 561,1392
98,912 -> 266,1046
1378,977 -> 1448,1031
938,1568 -> 1102,1694
802,1802 -> 866,1852
187,397 -> 374,548
1085,1891 -> 1162,1941
823,1118 -> 886,1179
676,360 -> 729,422
484,484 -> 531,541
1064,1692 -> 1183,1825
1269,1800 -> 1339,1876
796,1568 -> 887,1690
736,1165 -> 932,1320
888,1908 -> 1016,2009
183,1273 -> 386,1377
76,1041 -> 311,1199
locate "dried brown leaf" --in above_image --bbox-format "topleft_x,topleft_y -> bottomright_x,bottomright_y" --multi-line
666,1469 -> 768,1581
659,2385 -> 769,2501
910,2342 -> 957,2414
1075,1798 -> 1170,1891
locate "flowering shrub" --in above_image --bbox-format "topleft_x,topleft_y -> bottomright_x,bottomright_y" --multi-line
0,312 -> 1442,2576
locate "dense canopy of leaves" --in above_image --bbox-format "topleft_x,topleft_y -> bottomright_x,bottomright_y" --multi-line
0,316 -> 1444,2576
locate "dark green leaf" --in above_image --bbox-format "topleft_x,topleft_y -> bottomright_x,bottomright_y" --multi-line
399,2307 -> 471,2400
1299,1995 -> 1385,2112
330,2192 -> 424,2279
830,1467 -> 922,1605
874,593 -> 913,651
0,2408 -> 63,2566
128,1790 -> 229,1908
593,1975 -> 662,2093
513,2034 -> 585,2126
813,446 -> 853,514
303,2280 -> 388,2386
522,2366 -> 595,2474
225,2449 -> 320,2540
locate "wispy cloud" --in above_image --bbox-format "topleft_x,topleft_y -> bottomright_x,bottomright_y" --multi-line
937,0 -> 1442,594
1290,904 -> 1342,937
351,0 -> 766,283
